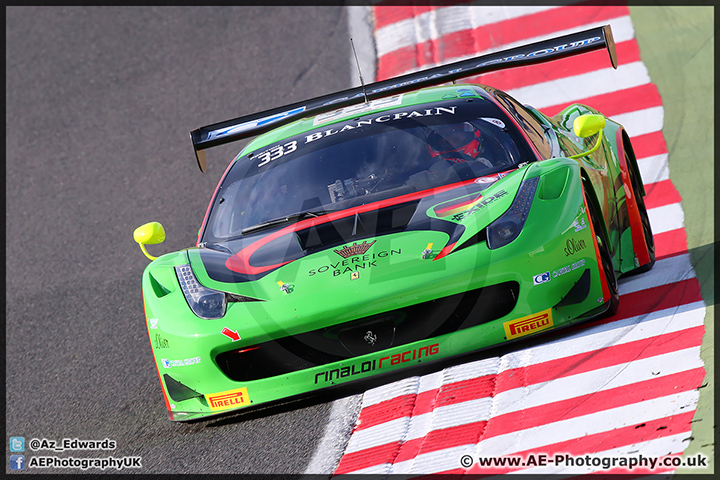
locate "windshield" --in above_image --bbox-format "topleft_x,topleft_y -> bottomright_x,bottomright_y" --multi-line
202,96 -> 536,243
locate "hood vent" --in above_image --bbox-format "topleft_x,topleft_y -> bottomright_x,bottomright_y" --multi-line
296,200 -> 419,253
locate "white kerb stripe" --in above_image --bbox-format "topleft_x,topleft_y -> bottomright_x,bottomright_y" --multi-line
374,6 -> 561,58
346,397 -> 493,454
413,15 -> 636,74
647,202 -> 685,236
519,432 -> 692,474
501,302 -> 705,370
492,346 -> 702,417
361,357 -> 499,408
475,389 -> 699,457
507,62 -> 649,109
613,107 -> 665,138
637,154 -> 670,184
619,250 -> 694,296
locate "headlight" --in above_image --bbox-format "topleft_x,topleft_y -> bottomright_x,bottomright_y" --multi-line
487,176 -> 539,249
175,264 -> 226,319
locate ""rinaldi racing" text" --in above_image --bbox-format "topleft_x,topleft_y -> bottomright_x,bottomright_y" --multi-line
314,343 -> 439,384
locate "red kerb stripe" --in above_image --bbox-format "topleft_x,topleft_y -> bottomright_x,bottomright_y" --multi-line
542,82 -> 661,118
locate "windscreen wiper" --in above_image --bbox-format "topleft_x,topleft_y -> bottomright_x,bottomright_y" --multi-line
241,210 -> 330,236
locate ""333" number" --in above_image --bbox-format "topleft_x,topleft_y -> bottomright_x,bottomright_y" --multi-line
256,140 -> 298,167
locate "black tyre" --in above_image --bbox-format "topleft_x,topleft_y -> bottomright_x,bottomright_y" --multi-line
585,188 -> 619,316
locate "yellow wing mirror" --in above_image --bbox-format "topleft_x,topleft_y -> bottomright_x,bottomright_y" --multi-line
133,222 -> 166,261
569,114 -> 606,159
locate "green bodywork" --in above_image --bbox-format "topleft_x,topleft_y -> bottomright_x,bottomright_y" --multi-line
139,84 -> 650,421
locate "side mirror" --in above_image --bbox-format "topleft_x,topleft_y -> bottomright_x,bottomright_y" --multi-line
573,113 -> 606,138
569,114 -> 606,159
133,222 -> 166,261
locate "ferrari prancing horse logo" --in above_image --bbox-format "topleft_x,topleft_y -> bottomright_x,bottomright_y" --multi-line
364,331 -> 377,346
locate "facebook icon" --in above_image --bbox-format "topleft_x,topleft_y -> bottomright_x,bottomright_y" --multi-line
10,454 -> 25,470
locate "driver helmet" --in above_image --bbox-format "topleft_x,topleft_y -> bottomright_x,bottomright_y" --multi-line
426,122 -> 482,160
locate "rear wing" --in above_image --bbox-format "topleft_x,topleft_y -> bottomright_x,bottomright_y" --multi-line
190,24 -> 616,172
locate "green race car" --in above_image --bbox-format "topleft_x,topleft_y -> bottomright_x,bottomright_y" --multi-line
134,25 -> 654,421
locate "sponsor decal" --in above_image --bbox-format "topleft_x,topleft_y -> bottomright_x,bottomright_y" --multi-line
334,240 -> 376,258
451,190 -> 509,221
481,117 -> 506,128
456,87 -> 476,97
153,333 -> 170,349
564,205 -> 588,234
308,248 -> 401,277
161,357 -> 202,368
571,217 -> 588,232
221,327 -> 241,341
254,106 -> 459,168
314,343 -> 439,384
478,37 -> 602,68
434,194 -> 484,217
255,140 -> 298,167
564,238 -> 587,256
305,106 -> 457,145
533,272 -> 551,285
207,106 -> 306,140
364,331 -> 377,346
473,169 -> 513,186
553,258 -> 586,278
148,318 -> 158,329
313,94 -> 404,125
474,176 -> 498,185
206,387 -> 250,411
504,309 -> 554,340
351,271 -> 360,280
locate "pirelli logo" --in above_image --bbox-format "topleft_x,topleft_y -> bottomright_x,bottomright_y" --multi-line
503,309 -> 554,340
205,387 -> 250,412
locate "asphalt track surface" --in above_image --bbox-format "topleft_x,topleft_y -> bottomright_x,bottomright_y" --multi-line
6,6 -> 355,474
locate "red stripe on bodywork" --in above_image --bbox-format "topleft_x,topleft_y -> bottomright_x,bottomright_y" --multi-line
143,293 -> 173,416
582,189 -> 611,302
196,158 -> 238,246
225,179 -> 478,275
616,129 -> 652,267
